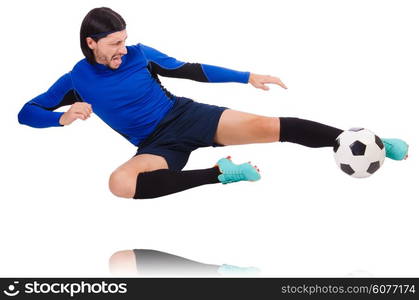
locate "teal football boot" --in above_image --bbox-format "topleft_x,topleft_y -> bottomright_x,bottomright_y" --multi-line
217,156 -> 261,184
381,138 -> 409,160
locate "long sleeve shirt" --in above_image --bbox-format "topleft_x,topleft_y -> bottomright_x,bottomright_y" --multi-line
18,43 -> 250,146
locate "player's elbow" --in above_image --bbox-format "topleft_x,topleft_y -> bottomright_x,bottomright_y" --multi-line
17,105 -> 29,125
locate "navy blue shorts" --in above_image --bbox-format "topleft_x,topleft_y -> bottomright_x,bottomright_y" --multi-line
135,97 -> 228,170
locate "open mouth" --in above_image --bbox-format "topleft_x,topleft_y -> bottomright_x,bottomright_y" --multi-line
112,55 -> 122,63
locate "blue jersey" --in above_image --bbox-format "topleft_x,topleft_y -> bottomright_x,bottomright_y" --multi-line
18,43 -> 250,146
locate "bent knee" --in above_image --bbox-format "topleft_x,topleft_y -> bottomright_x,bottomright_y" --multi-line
109,250 -> 137,275
109,169 -> 136,198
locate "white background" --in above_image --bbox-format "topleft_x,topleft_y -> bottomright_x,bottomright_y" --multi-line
1,0 -> 418,277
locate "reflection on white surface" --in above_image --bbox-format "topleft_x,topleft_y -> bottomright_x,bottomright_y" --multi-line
109,249 -> 259,277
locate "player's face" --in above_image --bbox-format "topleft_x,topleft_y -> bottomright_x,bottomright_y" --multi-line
87,29 -> 128,69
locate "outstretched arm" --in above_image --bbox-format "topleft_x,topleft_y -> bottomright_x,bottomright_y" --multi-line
18,72 -> 92,128
137,44 -> 288,90
137,44 -> 250,84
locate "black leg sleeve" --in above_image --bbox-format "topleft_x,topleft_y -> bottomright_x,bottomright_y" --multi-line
134,167 -> 221,199
134,249 -> 220,276
279,117 -> 343,148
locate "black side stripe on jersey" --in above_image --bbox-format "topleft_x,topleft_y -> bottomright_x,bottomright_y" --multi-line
146,63 -> 176,100
149,62 -> 209,82
30,89 -> 82,111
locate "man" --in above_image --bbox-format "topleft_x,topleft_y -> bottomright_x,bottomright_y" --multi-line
18,7 -> 408,199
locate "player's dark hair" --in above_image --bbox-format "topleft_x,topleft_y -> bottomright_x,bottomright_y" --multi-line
80,7 -> 126,64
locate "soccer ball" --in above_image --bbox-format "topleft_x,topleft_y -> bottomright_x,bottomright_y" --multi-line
333,128 -> 385,178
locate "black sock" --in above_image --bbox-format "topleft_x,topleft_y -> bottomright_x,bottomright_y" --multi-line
279,117 -> 343,147
134,167 -> 221,199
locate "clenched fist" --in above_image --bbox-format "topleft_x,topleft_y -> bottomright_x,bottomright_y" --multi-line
59,102 -> 93,126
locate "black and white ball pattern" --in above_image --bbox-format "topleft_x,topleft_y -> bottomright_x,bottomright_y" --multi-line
333,128 -> 385,178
